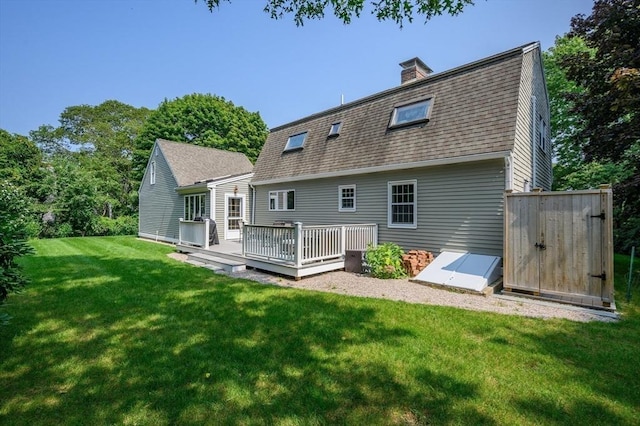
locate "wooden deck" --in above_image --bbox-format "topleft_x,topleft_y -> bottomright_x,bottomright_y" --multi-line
176,222 -> 377,279
176,240 -> 346,279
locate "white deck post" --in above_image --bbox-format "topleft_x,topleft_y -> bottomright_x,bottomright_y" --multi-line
373,224 -> 379,246
178,218 -> 183,245
294,222 -> 303,268
204,219 -> 210,250
340,225 -> 346,256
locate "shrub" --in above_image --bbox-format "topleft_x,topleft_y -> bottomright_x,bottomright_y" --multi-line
365,242 -> 407,279
0,182 -> 34,306
94,216 -> 138,236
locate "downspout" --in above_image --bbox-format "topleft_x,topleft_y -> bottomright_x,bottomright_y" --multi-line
209,187 -> 216,221
531,95 -> 537,189
249,184 -> 256,224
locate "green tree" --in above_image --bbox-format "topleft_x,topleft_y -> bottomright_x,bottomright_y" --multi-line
52,155 -> 102,237
29,124 -> 68,158
56,100 -> 152,217
132,93 -> 268,184
543,36 -> 593,185
0,181 -> 34,314
0,130 -> 45,196
0,130 -> 48,237
199,0 -> 474,27
29,101 -> 151,236
557,0 -> 640,251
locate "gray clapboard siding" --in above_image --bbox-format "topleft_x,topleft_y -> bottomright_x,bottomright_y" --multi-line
512,47 -> 552,192
138,147 -> 183,242
254,159 -> 505,256
531,49 -> 552,189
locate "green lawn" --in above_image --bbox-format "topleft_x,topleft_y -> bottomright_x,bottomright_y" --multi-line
1,236 -> 639,425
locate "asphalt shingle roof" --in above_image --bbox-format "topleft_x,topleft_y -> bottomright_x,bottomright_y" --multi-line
157,139 -> 253,187
252,43 -> 534,183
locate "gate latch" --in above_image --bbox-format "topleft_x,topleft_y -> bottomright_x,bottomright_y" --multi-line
590,272 -> 607,281
534,242 -> 546,250
590,212 -> 606,220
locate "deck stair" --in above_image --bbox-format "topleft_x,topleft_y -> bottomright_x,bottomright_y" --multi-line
186,252 -> 246,273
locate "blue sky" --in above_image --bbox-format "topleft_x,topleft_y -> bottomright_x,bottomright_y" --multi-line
0,0 -> 594,136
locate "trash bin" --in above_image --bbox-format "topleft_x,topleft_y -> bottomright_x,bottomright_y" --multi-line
345,250 -> 365,273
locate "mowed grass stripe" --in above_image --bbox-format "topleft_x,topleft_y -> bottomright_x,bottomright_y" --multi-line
1,236 -> 638,425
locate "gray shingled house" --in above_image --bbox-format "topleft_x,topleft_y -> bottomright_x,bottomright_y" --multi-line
248,42 -> 552,259
138,139 -> 254,244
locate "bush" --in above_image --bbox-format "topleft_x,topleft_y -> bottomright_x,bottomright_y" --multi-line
0,182 -> 34,305
365,242 -> 407,279
94,216 -> 138,236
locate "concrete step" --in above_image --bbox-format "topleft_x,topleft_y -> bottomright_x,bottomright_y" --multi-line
187,252 -> 246,273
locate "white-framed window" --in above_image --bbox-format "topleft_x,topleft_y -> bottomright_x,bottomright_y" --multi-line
328,122 -> 342,137
150,161 -> 156,185
388,180 -> 417,228
537,114 -> 548,152
184,194 -> 206,221
389,99 -> 432,128
284,132 -> 307,151
338,185 -> 356,212
269,190 -> 295,211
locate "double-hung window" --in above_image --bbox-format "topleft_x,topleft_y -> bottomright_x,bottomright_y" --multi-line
184,194 -> 206,221
269,190 -> 295,211
338,185 -> 356,212
388,180 -> 417,228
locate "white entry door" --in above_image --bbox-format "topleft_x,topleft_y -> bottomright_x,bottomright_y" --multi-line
224,194 -> 245,240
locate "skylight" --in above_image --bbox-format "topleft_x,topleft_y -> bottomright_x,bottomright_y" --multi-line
328,122 -> 342,137
389,99 -> 432,128
284,132 -> 307,151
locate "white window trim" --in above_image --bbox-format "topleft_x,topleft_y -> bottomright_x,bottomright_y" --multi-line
184,193 -> 207,221
150,161 -> 156,185
224,193 -> 246,239
338,184 -> 356,212
387,180 -> 417,229
268,189 -> 295,211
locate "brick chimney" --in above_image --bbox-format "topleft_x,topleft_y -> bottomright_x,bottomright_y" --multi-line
400,57 -> 432,84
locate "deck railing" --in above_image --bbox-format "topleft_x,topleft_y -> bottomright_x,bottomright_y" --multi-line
178,219 -> 210,249
242,222 -> 378,267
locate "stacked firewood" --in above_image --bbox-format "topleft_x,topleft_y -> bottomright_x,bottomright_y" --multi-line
402,250 -> 434,277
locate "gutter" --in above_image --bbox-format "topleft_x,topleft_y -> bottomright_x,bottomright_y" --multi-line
249,183 -> 256,224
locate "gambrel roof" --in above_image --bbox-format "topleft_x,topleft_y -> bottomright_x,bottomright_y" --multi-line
252,42 -> 539,184
156,139 -> 253,187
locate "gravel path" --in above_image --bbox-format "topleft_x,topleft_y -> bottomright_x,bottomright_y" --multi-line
169,253 -> 619,323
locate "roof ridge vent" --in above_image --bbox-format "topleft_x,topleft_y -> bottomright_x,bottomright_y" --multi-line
400,57 -> 432,84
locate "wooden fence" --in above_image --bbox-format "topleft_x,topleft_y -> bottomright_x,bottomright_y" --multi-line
504,187 -> 614,308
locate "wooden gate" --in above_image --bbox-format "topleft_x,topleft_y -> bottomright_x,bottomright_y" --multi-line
504,187 -> 614,308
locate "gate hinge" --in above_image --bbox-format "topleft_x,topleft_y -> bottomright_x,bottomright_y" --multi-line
590,272 -> 606,281
590,212 -> 605,220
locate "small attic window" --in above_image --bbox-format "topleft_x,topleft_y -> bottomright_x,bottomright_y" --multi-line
284,132 -> 307,152
328,122 -> 342,137
389,99 -> 432,128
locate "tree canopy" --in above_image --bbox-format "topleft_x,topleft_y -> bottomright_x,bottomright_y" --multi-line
132,93 -> 268,185
198,0 -> 475,26
546,0 -> 640,251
